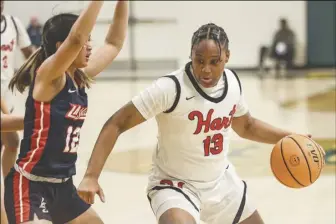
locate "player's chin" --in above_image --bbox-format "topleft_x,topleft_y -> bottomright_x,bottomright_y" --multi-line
77,61 -> 89,68
198,78 -> 216,88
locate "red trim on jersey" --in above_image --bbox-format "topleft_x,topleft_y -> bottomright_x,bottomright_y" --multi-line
13,171 -> 31,223
18,101 -> 51,173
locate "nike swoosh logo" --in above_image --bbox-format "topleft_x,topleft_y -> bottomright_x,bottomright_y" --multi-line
68,89 -> 77,93
186,96 -> 195,100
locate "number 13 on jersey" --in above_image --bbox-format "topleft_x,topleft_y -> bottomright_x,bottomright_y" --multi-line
203,133 -> 224,156
63,126 -> 81,153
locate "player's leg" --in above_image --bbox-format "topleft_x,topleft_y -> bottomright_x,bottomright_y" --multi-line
239,211 -> 264,224
201,165 -> 264,224
4,169 -> 52,224
1,165 -> 9,224
47,178 -> 103,224
1,96 -> 20,178
1,132 -> 20,176
66,208 -> 103,224
147,177 -> 201,224
159,208 -> 196,224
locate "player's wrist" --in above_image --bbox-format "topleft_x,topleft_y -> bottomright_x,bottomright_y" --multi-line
84,171 -> 100,180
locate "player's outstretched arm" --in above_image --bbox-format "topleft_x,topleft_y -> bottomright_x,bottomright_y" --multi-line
84,1 -> 129,77
78,101 -> 146,204
37,1 -> 104,83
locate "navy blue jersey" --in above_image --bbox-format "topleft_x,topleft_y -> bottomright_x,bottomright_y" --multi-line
16,74 -> 88,179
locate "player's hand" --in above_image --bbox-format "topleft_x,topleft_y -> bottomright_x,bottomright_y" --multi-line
77,176 -> 105,204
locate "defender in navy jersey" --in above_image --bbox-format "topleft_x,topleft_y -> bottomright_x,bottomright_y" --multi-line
15,74 -> 88,179
4,1 -> 129,223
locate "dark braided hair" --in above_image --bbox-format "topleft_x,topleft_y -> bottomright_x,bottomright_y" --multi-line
190,23 -> 229,59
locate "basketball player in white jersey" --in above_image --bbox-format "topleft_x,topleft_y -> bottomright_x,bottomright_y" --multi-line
1,97 -> 24,224
77,23 -> 316,224
1,0 -> 35,179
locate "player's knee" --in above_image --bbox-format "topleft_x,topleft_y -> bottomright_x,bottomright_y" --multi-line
159,208 -> 196,224
2,132 -> 20,150
239,210 -> 264,224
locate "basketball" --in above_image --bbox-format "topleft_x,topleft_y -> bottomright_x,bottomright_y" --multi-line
270,134 -> 325,188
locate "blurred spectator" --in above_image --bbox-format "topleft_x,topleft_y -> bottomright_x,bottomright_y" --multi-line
26,16 -> 42,47
259,18 -> 296,78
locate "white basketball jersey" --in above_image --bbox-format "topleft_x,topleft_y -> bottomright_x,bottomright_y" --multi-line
1,14 -> 31,82
132,62 -> 248,183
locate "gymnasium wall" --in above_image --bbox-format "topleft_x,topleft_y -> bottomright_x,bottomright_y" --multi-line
4,1 -> 307,69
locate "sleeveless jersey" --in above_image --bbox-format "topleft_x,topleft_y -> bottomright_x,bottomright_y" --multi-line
16,74 -> 88,179
132,62 -> 247,183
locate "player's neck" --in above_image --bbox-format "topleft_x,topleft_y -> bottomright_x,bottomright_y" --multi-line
67,66 -> 76,79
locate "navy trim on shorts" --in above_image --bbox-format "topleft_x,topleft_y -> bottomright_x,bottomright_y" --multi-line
149,186 -> 199,213
232,180 -> 247,224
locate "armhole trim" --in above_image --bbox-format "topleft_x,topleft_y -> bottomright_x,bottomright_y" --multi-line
163,75 -> 181,113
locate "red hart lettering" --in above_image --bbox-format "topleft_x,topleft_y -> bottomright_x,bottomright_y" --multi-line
1,39 -> 15,52
188,105 -> 236,135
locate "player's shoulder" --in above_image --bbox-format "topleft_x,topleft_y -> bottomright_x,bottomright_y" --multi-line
155,67 -> 184,91
224,68 -> 239,78
224,68 -> 242,93
3,14 -> 17,23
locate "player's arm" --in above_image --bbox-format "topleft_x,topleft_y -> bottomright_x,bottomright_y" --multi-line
37,1 -> 104,83
1,114 -> 24,132
1,98 -> 24,132
232,112 -> 293,144
84,102 -> 145,179
83,1 -> 129,77
13,16 -> 35,59
83,77 -> 176,180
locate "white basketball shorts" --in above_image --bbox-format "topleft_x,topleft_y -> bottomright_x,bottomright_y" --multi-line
146,164 -> 256,224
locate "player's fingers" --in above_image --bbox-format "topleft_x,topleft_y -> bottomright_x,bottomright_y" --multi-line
98,187 -> 105,203
89,191 -> 95,204
78,191 -> 90,204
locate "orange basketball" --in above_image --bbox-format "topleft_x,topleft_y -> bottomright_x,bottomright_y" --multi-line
270,134 -> 325,188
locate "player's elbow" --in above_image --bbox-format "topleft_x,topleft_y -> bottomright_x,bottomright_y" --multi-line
233,118 -> 254,139
106,37 -> 124,48
240,118 -> 256,139
68,32 -> 89,46
102,115 -> 122,137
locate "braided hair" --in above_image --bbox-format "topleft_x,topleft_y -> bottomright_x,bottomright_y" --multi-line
190,23 -> 229,59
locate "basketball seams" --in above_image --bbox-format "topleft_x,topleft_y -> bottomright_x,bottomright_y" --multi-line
270,142 -> 289,187
280,138 -> 305,187
300,135 -> 324,180
288,137 -> 312,184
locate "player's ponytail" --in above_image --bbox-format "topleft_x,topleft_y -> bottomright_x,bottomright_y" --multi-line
8,47 -> 46,93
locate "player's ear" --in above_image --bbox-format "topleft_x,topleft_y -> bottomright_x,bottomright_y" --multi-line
224,50 -> 230,63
